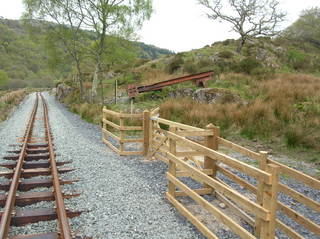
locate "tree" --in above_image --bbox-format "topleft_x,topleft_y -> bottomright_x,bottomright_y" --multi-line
24,0 -> 89,98
198,0 -> 286,52
284,7 -> 320,49
72,0 -> 152,100
24,0 -> 152,101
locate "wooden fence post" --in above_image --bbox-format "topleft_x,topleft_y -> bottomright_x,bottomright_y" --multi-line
101,106 -> 106,139
204,124 -> 219,193
256,151 -> 279,239
143,110 -> 150,156
119,112 -> 124,154
256,151 -> 268,237
168,126 -> 177,198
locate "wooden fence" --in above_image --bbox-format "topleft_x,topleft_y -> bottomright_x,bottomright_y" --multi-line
102,107 -> 147,156
102,107 -> 320,239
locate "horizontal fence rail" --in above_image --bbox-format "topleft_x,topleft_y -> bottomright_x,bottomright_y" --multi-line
101,107 -> 320,239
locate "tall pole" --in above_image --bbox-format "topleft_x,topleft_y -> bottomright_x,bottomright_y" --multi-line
115,79 -> 118,104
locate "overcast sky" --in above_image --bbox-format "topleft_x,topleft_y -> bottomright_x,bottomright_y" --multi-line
1,0 -> 320,52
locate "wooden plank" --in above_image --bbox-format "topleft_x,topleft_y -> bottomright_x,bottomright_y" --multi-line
218,138 -> 260,161
103,109 -> 120,117
149,137 -> 168,158
154,153 -> 169,164
121,126 -> 143,131
278,202 -> 320,235
163,130 -> 271,185
279,183 -> 320,213
150,107 -> 160,116
268,158 -> 320,190
158,145 -> 170,152
155,118 -> 205,131
176,130 -> 214,137
119,113 -> 143,118
215,192 -> 255,227
166,151 -> 270,220
119,151 -> 144,156
102,119 -> 121,130
143,110 -> 150,156
167,173 -> 256,239
176,169 -> 213,177
119,116 -> 125,153
176,151 -> 204,157
256,152 -> 268,238
166,193 -> 219,239
168,127 -> 177,197
260,164 -> 279,239
102,138 -> 120,154
175,188 -> 213,197
102,128 -> 120,142
203,124 -> 217,191
277,220 -> 305,239
152,134 -> 167,142
216,165 -> 257,194
121,138 -> 144,143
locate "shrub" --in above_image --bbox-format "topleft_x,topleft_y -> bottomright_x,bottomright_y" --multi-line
183,60 -> 198,74
222,39 -> 235,46
0,70 -> 9,89
215,59 -> 233,72
7,79 -> 27,89
219,50 -> 234,59
285,127 -> 303,148
166,54 -> 184,74
237,57 -> 261,74
117,73 -> 139,85
287,49 -> 311,70
251,66 -> 275,79
198,58 -> 212,69
134,58 -> 149,67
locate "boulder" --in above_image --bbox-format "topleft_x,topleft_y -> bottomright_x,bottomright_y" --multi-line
169,88 -> 195,98
54,83 -> 73,101
193,88 -> 242,104
169,87 -> 243,104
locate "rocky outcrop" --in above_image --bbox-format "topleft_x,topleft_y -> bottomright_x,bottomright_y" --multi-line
52,83 -> 74,101
168,87 -> 243,104
193,88 -> 242,104
168,88 -> 194,98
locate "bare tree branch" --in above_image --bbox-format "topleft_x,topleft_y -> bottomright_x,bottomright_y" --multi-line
198,0 -> 286,52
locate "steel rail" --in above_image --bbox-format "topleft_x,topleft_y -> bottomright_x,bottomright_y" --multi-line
40,93 -> 72,239
0,93 -> 39,237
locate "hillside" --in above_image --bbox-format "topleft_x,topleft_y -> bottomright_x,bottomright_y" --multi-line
0,18 -> 173,89
58,9 -> 319,166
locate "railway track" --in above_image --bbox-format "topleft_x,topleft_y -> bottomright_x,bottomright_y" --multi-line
0,93 -> 81,238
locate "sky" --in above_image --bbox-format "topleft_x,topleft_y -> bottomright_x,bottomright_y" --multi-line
1,0 -> 320,52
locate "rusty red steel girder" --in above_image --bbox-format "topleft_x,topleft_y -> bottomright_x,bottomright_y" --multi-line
127,71 -> 214,98
0,93 -> 81,238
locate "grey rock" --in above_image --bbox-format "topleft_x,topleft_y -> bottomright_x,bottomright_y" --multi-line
54,83 -> 74,101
